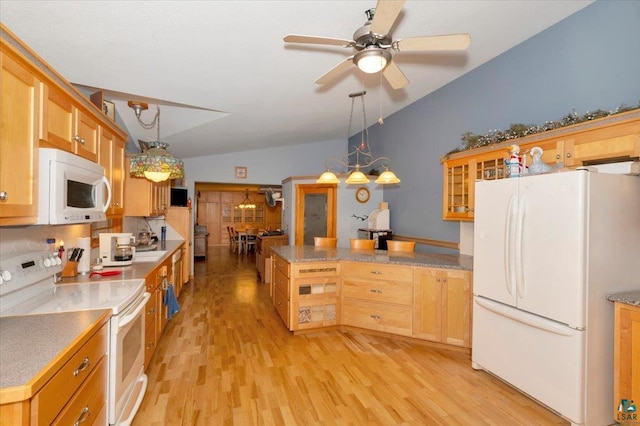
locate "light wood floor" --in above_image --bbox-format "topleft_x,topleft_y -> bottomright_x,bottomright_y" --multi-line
133,246 -> 568,425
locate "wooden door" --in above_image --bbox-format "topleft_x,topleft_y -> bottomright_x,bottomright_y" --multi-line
295,184 -> 337,246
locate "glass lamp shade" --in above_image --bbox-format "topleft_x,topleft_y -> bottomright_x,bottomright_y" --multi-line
374,170 -> 401,184
354,48 -> 391,74
130,141 -> 184,182
316,171 -> 340,184
345,170 -> 370,184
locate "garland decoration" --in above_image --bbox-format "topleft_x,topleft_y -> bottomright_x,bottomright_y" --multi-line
447,102 -> 640,156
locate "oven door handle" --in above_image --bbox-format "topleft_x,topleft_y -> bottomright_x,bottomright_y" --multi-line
118,292 -> 151,330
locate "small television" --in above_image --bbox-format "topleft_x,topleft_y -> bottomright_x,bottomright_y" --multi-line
170,188 -> 188,207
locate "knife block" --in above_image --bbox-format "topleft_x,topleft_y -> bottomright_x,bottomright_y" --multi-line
61,260 -> 78,278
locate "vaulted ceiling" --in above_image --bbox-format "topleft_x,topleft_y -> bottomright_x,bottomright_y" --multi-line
0,1 -> 593,159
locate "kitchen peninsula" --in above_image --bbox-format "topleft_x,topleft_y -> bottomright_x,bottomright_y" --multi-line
270,246 -> 474,349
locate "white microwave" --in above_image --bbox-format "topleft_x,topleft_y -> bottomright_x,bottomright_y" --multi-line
37,148 -> 111,225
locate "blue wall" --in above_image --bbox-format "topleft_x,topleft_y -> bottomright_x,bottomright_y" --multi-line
363,0 -> 640,244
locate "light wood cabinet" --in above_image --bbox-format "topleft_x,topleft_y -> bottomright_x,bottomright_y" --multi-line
0,44 -> 40,225
342,262 -> 413,336
256,235 -> 288,283
613,302 -> 640,424
31,322 -> 108,425
413,268 -> 472,348
441,111 -> 640,221
39,82 -> 99,162
290,261 -> 340,331
165,207 -> 192,289
98,127 -> 125,215
272,254 -> 291,328
143,259 -> 171,370
124,156 -> 170,217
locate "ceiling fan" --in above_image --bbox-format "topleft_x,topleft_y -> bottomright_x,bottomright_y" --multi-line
283,0 -> 471,90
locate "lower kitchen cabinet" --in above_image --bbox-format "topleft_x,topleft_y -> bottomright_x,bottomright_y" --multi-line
271,256 -> 472,349
413,267 -> 472,348
143,258 -> 171,370
256,234 -> 288,283
613,302 -> 640,423
342,261 -> 413,336
165,207 -> 193,289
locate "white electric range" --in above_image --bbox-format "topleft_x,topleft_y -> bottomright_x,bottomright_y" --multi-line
0,251 -> 149,426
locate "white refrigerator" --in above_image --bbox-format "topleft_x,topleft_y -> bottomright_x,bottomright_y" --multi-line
472,169 -> 640,426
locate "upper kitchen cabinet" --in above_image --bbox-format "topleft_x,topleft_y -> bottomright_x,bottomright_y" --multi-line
98,127 -> 125,216
124,156 -> 170,217
0,42 -> 40,225
39,82 -> 99,162
1,23 -> 127,226
441,110 -> 640,221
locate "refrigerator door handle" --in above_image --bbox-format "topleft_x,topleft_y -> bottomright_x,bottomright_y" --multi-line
515,195 -> 526,299
475,297 -> 574,337
504,195 -> 516,295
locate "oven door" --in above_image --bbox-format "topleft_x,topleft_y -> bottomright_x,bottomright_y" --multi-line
109,291 -> 150,425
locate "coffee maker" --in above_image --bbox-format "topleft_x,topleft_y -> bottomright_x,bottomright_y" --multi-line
99,233 -> 136,266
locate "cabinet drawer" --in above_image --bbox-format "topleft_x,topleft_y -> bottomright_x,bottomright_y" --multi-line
293,298 -> 339,331
342,278 -> 413,306
273,267 -> 289,299
293,262 -> 340,279
343,299 -> 413,336
273,255 -> 290,278
274,286 -> 289,329
342,261 -> 413,283
32,323 -> 107,425
51,356 -> 107,426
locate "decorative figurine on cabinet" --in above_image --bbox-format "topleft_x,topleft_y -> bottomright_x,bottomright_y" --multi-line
506,144 -> 527,177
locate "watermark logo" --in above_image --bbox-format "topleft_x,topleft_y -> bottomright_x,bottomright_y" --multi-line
618,399 -> 638,423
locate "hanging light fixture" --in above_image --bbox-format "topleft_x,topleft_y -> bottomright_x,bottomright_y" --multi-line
237,189 -> 256,209
128,101 -> 184,182
317,91 -> 400,185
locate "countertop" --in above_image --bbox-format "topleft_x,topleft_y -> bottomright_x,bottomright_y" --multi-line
607,290 -> 640,307
0,240 -> 185,402
271,245 -> 473,271
0,310 -> 111,402
59,240 -> 184,284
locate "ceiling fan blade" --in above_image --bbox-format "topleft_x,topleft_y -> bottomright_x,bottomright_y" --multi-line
396,33 -> 471,52
370,0 -> 406,36
283,34 -> 353,47
382,60 -> 408,90
315,57 -> 355,85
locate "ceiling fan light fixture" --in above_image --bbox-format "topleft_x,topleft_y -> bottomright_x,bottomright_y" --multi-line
354,48 -> 391,74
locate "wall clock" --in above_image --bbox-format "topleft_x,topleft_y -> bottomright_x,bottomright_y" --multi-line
355,187 -> 370,203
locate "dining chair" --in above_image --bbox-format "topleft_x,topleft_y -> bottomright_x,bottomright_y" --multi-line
349,239 -> 376,250
227,226 -> 239,253
314,237 -> 337,247
244,227 -> 258,253
386,240 -> 416,252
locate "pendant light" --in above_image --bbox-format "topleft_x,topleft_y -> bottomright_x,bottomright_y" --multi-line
237,189 -> 256,209
317,91 -> 400,185
128,102 -> 184,182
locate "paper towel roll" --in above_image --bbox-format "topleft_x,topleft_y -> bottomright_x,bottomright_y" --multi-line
77,237 -> 91,274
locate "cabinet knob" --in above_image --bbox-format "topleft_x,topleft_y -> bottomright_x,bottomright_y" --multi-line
370,314 -> 382,320
0,191 -> 6,201
370,271 -> 382,275
73,135 -> 86,144
556,154 -> 561,160
566,153 -> 572,158
370,289 -> 383,294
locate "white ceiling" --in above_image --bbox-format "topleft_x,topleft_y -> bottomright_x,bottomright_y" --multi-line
0,1 -> 593,160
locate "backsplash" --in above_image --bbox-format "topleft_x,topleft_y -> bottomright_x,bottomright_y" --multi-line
0,224 -> 90,258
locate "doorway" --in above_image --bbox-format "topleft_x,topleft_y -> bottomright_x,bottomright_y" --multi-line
294,184 -> 337,245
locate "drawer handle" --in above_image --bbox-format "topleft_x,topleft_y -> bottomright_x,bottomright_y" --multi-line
74,406 -> 90,426
370,271 -> 382,275
73,357 -> 90,377
370,289 -> 382,294
370,314 -> 382,320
